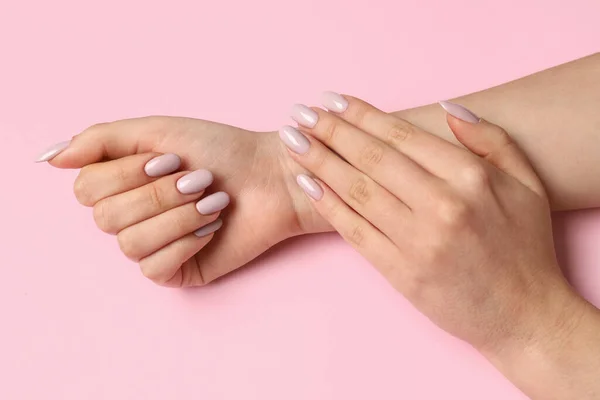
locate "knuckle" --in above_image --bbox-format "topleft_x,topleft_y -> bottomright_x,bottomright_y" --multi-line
310,146 -> 330,171
146,182 -> 166,210
349,102 -> 371,126
348,177 -> 370,205
323,198 -> 342,220
344,225 -> 366,248
73,173 -> 94,206
180,261 -> 196,288
491,125 -> 511,142
386,122 -> 413,146
113,165 -> 130,185
459,162 -> 490,192
172,208 -> 190,233
321,120 -> 339,143
359,142 -> 384,168
435,196 -> 470,227
140,263 -> 163,283
117,231 -> 141,261
93,199 -> 114,233
84,122 -> 109,136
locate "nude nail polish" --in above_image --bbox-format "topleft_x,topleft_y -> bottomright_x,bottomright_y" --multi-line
439,101 -> 480,123
279,125 -> 310,154
194,219 -> 223,237
297,174 -> 323,200
177,169 -> 214,194
321,91 -> 348,112
291,104 -> 319,128
35,140 -> 71,162
144,153 -> 181,177
196,191 -> 230,215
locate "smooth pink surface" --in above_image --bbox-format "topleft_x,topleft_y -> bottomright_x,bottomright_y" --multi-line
1,1 -> 599,399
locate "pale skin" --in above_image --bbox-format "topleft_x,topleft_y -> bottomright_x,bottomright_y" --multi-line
42,53 -> 600,398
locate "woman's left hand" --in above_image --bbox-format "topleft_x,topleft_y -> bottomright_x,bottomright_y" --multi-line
280,92 -> 586,357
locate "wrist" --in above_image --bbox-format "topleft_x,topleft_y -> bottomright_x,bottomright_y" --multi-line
264,130 -> 332,235
482,281 -> 600,399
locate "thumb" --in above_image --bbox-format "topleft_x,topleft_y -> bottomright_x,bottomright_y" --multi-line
36,117 -> 162,169
439,101 -> 546,197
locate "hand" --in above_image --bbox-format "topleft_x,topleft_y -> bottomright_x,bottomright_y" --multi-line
40,116 -> 328,286
280,93 -> 599,396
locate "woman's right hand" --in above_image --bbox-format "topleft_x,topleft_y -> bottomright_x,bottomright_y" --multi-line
38,116 -> 329,286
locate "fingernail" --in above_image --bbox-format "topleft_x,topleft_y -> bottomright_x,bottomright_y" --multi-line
34,140 -> 71,162
439,101 -> 480,123
297,174 -> 323,200
279,125 -> 310,154
321,91 -> 348,112
177,169 -> 214,194
144,153 -> 181,177
194,219 -> 223,237
291,104 -> 319,128
196,191 -> 230,215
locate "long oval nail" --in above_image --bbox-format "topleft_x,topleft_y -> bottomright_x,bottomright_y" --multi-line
291,104 -> 319,128
439,101 -> 480,123
35,140 -> 71,163
297,174 -> 323,200
196,191 -> 230,215
144,153 -> 181,177
321,91 -> 348,112
194,219 -> 223,237
177,169 -> 214,194
279,125 -> 310,154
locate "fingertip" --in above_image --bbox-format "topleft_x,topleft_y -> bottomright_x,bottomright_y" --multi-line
46,147 -> 82,168
34,140 -> 72,165
296,174 -> 324,201
439,101 -> 480,124
193,218 -> 223,238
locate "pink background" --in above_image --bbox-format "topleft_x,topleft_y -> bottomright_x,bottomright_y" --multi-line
1,0 -> 599,399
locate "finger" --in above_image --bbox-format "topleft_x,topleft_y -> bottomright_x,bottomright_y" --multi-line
47,117 -> 167,169
74,152 -> 182,206
117,192 -> 229,261
296,174 -> 408,292
279,125 -> 410,240
307,93 -> 472,180
442,102 -> 546,197
139,219 -> 223,287
94,169 -> 214,234
285,104 -> 440,208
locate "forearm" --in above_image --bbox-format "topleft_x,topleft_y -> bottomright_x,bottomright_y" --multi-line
393,52 -> 600,211
483,290 -> 600,399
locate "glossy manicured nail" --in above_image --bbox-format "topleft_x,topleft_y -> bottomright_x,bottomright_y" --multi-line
144,153 -> 181,177
177,169 -> 214,194
279,125 -> 310,154
321,91 -> 348,112
35,140 -> 71,163
196,191 -> 230,215
297,174 -> 323,200
439,101 -> 480,123
291,104 -> 318,128
194,219 -> 223,238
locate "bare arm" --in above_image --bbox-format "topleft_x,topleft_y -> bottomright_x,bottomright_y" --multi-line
393,52 -> 600,211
